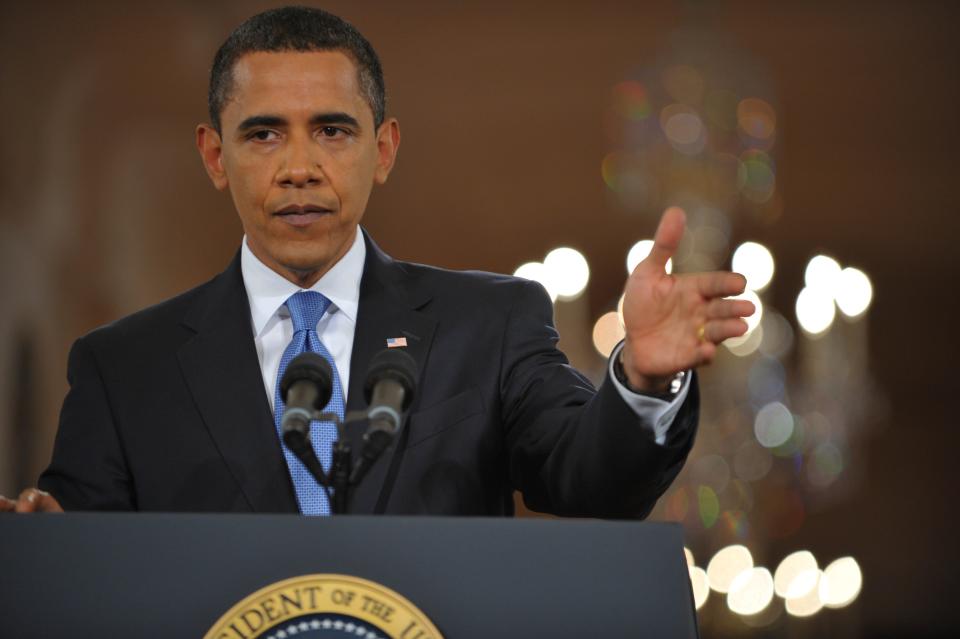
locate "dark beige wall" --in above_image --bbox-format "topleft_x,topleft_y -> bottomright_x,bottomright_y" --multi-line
2,2 -> 957,635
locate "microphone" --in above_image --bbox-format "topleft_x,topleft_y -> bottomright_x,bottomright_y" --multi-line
350,348 -> 417,485
280,352 -> 334,486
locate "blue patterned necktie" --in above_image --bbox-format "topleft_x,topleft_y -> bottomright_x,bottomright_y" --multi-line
274,290 -> 345,515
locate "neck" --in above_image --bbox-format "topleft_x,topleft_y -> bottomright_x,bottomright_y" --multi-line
248,228 -> 358,290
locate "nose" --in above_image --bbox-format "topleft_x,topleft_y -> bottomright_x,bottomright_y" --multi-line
276,138 -> 323,188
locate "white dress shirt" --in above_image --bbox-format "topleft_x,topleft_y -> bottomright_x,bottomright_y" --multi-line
241,229 -> 365,412
240,228 -> 690,445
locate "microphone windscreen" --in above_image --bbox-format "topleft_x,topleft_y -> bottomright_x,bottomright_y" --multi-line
363,348 -> 417,408
280,352 -> 334,409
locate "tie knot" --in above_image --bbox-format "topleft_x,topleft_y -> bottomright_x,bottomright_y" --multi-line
285,291 -> 332,333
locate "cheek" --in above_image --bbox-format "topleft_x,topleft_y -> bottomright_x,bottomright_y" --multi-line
331,150 -> 378,207
227,158 -> 275,219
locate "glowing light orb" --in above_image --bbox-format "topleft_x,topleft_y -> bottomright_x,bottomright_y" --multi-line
804,255 -> 842,294
836,267 -> 873,317
819,557 -> 862,609
689,566 -> 710,610
544,247 -> 590,301
728,567 -> 775,616
774,551 -> 819,598
732,241 -> 775,292
785,571 -> 824,617
795,286 -> 836,335
707,545 -> 753,593
592,311 -> 625,358
754,402 -> 794,448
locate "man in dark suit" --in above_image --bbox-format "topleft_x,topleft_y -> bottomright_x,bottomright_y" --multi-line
2,7 -> 753,516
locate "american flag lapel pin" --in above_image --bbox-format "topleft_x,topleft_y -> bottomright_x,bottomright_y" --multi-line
386,337 -> 408,348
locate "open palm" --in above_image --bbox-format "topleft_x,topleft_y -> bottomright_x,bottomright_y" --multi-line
620,207 -> 755,391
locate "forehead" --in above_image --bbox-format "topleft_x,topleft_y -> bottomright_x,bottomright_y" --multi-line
224,50 -> 371,124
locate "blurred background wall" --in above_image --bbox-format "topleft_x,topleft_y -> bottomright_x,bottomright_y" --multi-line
1,1 -> 957,636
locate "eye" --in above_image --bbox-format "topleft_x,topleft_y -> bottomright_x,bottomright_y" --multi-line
320,126 -> 348,138
249,129 -> 279,142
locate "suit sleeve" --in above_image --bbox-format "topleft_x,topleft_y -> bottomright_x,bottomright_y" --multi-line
500,279 -> 698,518
38,336 -> 136,510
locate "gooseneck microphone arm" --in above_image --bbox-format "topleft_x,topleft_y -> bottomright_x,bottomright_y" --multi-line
349,349 -> 418,487
280,352 -> 335,496
279,349 -> 419,514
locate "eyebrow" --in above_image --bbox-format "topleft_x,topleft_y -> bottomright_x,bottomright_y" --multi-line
235,112 -> 362,134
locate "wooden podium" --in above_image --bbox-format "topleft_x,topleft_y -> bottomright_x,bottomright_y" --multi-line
1,513 -> 699,638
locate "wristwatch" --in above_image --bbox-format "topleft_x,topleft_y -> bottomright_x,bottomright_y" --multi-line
613,348 -> 685,400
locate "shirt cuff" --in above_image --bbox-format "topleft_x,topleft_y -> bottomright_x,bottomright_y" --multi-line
608,342 -> 692,446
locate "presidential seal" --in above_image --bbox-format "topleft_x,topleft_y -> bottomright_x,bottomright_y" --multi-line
205,574 -> 443,639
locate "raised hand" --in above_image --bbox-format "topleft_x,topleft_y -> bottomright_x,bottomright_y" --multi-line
0,488 -> 63,513
620,207 -> 755,393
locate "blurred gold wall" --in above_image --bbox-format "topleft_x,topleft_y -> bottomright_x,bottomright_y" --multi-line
1,2 -> 957,636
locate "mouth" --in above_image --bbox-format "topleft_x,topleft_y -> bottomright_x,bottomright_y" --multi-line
273,204 -> 335,227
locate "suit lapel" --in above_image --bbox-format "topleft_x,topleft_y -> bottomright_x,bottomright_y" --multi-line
345,232 -> 436,514
176,253 -> 299,514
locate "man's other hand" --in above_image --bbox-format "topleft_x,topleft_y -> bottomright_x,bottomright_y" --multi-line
0,488 -> 64,513
620,206 -> 756,393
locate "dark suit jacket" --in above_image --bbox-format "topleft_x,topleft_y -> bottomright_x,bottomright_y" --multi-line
39,232 -> 699,517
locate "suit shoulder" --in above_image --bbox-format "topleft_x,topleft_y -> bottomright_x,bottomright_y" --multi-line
77,273 -> 219,350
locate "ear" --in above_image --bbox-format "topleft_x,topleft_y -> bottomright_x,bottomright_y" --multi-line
196,124 -> 229,191
373,117 -> 401,185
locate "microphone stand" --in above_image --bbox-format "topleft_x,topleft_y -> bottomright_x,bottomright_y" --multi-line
288,410 -> 401,515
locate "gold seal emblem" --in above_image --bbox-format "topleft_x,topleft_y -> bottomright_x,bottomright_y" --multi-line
205,574 -> 443,639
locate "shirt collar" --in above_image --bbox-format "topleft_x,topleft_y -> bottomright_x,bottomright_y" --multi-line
240,228 -> 366,337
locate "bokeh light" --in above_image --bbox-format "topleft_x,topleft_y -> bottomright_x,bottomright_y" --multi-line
727,567 -> 775,616
732,241 -> 775,291
684,547 -> 695,567
661,104 -> 707,155
819,557 -> 863,608
725,321 -> 763,357
795,286 -> 836,335
689,566 -> 710,610
808,442 -> 845,488
748,357 -> 786,406
738,150 -> 776,203
774,551 -> 819,598
707,545 -> 754,593
698,485 -> 720,528
513,262 -> 558,302
759,311 -> 794,359
592,311 -> 625,358
543,247 -> 590,300
785,571 -> 825,617
804,255 -> 842,294
754,402 -> 794,448
626,239 -> 673,274
835,267 -> 873,317
612,80 -> 652,121
737,98 -> 776,148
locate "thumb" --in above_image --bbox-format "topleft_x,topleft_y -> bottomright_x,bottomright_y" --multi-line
643,206 -> 686,272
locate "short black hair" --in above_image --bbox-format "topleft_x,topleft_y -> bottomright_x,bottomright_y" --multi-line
208,6 -> 385,133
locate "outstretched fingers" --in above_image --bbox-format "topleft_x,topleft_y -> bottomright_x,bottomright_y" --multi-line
694,271 -> 748,299
703,318 -> 749,343
706,297 -> 756,320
